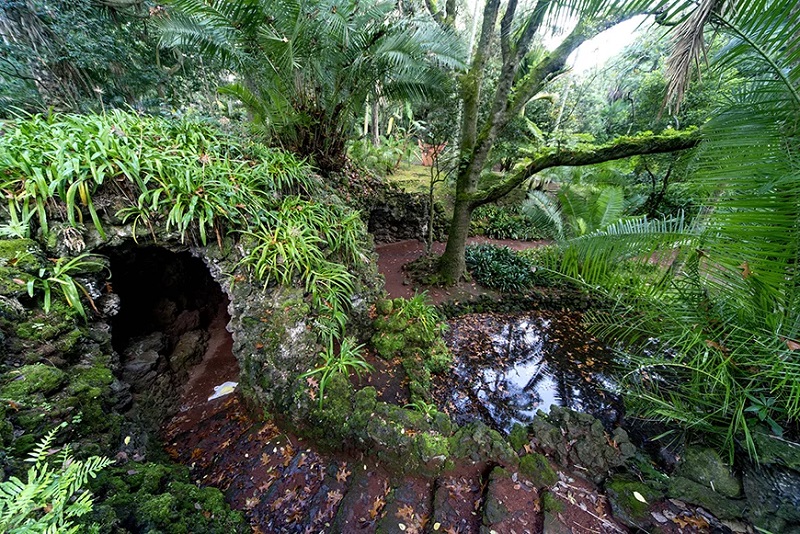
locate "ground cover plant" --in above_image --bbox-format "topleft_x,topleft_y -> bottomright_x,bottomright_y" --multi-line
0,110 -> 365,335
464,244 -> 537,293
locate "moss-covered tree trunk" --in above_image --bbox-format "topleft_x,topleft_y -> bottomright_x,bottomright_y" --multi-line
439,197 -> 474,283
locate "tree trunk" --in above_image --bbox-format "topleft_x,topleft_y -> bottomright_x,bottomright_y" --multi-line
371,94 -> 380,146
438,198 -> 474,283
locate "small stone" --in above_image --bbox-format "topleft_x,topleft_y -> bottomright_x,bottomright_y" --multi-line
651,511 -> 668,523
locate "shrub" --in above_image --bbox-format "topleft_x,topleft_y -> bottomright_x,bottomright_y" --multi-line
470,205 -> 546,241
464,244 -> 536,293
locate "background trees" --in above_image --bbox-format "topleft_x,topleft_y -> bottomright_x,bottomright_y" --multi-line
0,0 -> 211,114
435,0 -> 702,282
160,0 -> 464,174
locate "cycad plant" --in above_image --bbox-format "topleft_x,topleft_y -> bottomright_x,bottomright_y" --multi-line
554,0 -> 800,458
159,0 -> 464,173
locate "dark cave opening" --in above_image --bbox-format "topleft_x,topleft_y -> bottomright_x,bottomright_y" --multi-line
101,245 -> 237,423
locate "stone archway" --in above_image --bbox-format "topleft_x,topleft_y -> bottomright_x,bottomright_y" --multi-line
101,244 -> 239,427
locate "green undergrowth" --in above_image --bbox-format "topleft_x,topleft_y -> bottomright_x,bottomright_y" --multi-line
470,204 -> 547,241
370,294 -> 452,403
85,462 -> 247,533
0,111 -> 368,329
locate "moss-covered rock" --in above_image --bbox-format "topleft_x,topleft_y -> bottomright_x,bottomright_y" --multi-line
530,406 -> 634,481
519,453 -> 557,487
508,423 -> 528,452
541,490 -> 564,513
372,331 -> 406,358
1,364 -> 66,402
0,267 -> 34,297
667,476 -> 744,521
450,421 -> 517,467
87,462 -> 247,534
606,475 -> 663,529
0,239 -> 44,272
482,467 -> 511,526
677,446 -> 741,498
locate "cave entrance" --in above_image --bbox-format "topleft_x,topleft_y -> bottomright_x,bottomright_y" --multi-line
103,245 -> 239,425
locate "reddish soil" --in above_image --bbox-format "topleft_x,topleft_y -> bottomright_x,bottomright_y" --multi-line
375,237 -> 548,303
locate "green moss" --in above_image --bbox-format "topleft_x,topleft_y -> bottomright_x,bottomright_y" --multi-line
541,491 -> 564,513
15,409 -> 47,432
0,267 -> 34,297
16,320 -> 60,342
12,433 -> 37,456
0,239 -> 43,272
508,423 -> 528,451
54,328 -> 84,355
1,364 -> 66,401
666,476 -> 743,520
606,476 -> 662,524
425,342 -> 452,374
89,463 -> 247,534
376,298 -> 393,315
519,453 -> 557,487
372,331 -> 406,358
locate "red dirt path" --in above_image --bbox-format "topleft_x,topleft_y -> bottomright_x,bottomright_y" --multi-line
375,237 -> 548,303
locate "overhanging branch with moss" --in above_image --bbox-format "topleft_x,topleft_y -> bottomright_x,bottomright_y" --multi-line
468,129 -> 702,207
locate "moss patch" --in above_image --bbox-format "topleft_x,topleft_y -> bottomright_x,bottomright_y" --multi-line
1,364 -> 66,402
519,453 -> 557,487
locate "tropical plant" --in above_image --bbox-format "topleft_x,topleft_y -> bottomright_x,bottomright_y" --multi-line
0,423 -> 112,534
553,0 -> 800,459
1,111 -> 367,335
26,253 -> 105,320
159,0 -> 464,174
301,336 -> 373,408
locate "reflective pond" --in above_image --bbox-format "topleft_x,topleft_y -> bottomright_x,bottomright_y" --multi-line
432,311 -> 623,433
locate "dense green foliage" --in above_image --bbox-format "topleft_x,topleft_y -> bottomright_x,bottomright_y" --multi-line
551,0 -> 800,458
470,204 -> 546,241
0,111 -> 365,331
464,244 -> 536,293
0,424 -> 112,533
160,0 -> 463,173
0,0 -> 213,114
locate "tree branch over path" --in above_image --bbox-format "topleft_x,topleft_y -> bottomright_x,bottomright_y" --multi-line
468,128 -> 701,206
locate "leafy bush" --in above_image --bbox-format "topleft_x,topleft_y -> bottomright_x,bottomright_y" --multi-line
470,205 -> 546,241
0,423 -> 112,534
347,136 -> 414,176
464,244 -> 536,293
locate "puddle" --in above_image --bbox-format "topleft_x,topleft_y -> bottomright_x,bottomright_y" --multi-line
433,311 -> 622,433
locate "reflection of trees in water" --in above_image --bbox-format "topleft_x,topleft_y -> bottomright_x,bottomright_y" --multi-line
444,312 -> 623,431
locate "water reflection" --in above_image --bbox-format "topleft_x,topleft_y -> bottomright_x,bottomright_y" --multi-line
435,311 -> 622,433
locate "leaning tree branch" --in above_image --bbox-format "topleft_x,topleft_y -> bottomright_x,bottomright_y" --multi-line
468,129 -> 702,206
